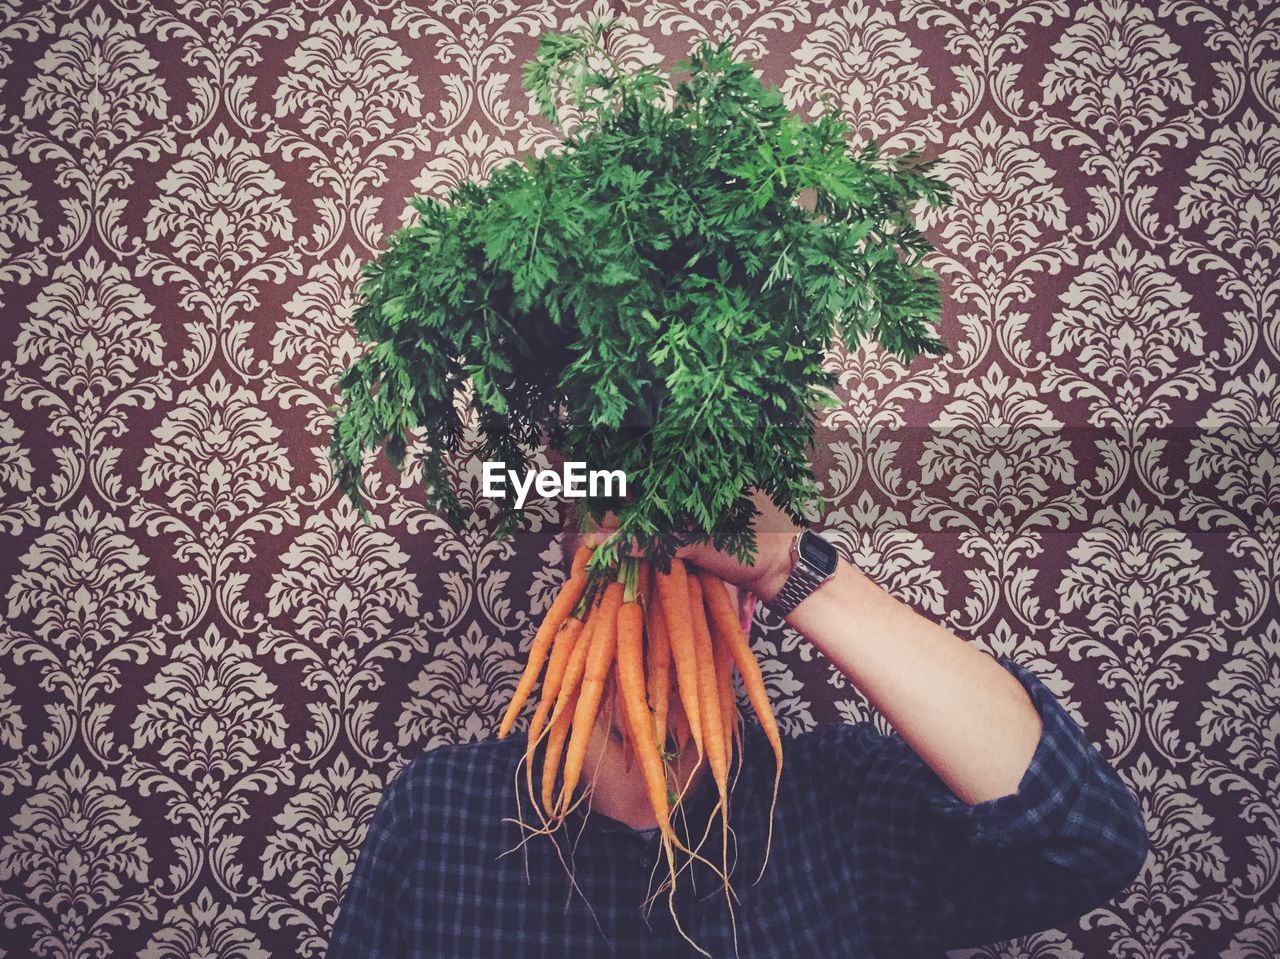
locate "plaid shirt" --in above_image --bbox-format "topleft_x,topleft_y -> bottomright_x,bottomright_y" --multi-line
326,657 -> 1148,958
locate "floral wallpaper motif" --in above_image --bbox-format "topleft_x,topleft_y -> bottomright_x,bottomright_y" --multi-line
0,2 -> 1276,957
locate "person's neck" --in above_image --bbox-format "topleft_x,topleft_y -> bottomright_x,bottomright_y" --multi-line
580,717 -> 706,831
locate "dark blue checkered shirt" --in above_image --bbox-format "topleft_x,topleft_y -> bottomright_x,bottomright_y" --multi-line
326,657 -> 1148,958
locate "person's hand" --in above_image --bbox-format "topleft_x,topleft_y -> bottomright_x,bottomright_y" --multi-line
581,489 -> 803,603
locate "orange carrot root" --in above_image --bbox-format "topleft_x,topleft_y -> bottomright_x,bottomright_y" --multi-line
541,685 -> 577,817
522,615 -> 586,821
499,553 -> 765,959
539,593 -> 602,819
499,544 -> 593,739
646,577 -> 672,751
616,597 -> 673,842
655,559 -> 704,762
527,616 -> 585,748
697,570 -> 783,884
558,579 -> 624,810
712,618 -> 738,772
687,575 -> 731,894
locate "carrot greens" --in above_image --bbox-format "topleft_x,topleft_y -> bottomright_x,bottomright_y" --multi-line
329,15 -> 952,578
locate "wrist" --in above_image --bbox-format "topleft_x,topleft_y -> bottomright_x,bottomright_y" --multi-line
742,537 -> 788,599
758,528 -> 846,617
747,538 -> 798,605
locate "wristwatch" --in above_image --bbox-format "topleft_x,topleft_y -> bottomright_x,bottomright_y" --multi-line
764,529 -> 841,617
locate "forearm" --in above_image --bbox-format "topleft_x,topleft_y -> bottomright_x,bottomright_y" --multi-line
589,494 -> 1045,805
768,557 -> 1042,805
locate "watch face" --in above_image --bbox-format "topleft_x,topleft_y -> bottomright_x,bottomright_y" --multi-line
798,530 -> 839,576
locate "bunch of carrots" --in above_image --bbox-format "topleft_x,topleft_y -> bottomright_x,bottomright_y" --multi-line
496,543 -> 783,949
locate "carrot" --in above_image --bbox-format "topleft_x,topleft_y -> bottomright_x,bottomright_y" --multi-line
618,578 -> 726,925
635,557 -> 656,758
654,559 -> 703,760
688,574 -> 732,904
527,615 -> 585,749
646,583 -> 672,752
541,684 -> 577,815
688,575 -> 728,795
538,594 -> 603,817
615,597 -> 671,836
712,618 -> 738,762
608,668 -> 636,773
697,570 -> 783,882
523,613 -> 588,814
667,677 -> 690,755
498,544 -> 593,739
548,598 -> 597,727
637,558 -> 653,608
558,579 -> 624,810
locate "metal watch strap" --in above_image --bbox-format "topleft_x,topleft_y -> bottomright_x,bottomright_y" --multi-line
765,535 -> 830,617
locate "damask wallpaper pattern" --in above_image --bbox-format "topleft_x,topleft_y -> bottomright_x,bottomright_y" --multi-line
0,1 -> 1276,957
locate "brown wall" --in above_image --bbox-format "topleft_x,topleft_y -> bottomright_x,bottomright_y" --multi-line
1,2 -> 1276,956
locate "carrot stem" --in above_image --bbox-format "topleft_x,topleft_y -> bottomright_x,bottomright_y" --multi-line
654,559 -> 704,762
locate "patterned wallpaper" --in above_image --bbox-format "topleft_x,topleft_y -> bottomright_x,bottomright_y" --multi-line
0,1 -> 1277,957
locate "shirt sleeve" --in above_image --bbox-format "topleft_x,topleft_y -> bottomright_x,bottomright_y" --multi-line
836,656 -> 1149,953
324,766 -> 413,959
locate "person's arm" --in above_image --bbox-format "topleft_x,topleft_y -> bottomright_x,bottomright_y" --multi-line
637,492 -> 1148,945
325,769 -> 412,959
680,491 -> 1043,805
812,657 -> 1149,948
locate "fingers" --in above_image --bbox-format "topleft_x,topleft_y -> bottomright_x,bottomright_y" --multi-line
581,512 -> 644,557
673,540 -> 742,583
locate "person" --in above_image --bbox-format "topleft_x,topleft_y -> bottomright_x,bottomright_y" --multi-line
325,491 -> 1148,958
